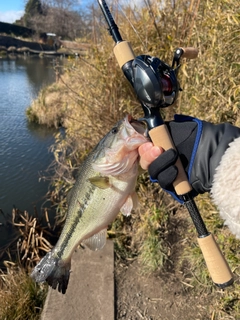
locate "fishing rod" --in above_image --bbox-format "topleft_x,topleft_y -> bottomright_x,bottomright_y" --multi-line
97,0 -> 233,288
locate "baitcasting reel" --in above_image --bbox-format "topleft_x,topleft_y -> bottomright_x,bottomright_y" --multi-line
130,48 -> 191,129
132,52 -> 181,109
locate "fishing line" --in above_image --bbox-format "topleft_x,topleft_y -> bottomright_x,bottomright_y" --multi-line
116,0 -> 148,52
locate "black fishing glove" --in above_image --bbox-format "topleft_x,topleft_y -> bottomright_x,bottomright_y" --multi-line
149,115 -> 240,203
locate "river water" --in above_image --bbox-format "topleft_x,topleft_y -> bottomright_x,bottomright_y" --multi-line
0,56 -> 58,241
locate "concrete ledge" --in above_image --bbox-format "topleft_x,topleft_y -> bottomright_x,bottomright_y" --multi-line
41,240 -> 114,320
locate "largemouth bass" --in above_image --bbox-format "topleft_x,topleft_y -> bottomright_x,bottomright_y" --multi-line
31,115 -> 148,294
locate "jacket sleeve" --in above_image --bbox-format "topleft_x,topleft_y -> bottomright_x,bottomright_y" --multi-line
211,136 -> 240,239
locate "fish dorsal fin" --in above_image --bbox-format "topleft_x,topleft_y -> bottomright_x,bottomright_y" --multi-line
88,176 -> 111,189
120,192 -> 139,216
83,229 -> 107,251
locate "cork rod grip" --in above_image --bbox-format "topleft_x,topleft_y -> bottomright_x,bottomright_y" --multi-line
149,124 -> 192,195
113,41 -> 135,68
198,234 -> 233,287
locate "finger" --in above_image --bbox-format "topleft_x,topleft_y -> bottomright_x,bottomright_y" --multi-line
138,142 -> 154,156
139,145 -> 163,170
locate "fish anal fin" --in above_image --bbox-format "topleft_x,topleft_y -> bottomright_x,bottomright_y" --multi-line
83,229 -> 107,251
120,192 -> 139,217
88,176 -> 111,189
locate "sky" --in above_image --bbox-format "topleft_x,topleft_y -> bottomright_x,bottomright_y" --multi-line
0,0 -> 24,23
0,0 -> 144,24
0,0 -> 94,24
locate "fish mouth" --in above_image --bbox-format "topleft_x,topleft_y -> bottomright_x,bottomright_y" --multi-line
123,115 -> 149,150
92,115 -> 149,176
127,115 -> 148,137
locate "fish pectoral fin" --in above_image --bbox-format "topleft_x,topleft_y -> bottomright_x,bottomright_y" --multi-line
88,176 -> 111,189
82,229 -> 107,251
120,192 -> 139,217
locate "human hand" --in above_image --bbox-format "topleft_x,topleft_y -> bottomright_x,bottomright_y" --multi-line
139,141 -> 178,192
138,115 -> 240,202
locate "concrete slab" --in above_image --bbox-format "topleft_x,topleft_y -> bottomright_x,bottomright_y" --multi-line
41,240 -> 114,320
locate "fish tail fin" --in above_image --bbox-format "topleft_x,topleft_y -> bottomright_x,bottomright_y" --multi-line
31,251 -> 71,294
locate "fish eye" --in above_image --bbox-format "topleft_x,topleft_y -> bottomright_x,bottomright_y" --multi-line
111,127 -> 118,134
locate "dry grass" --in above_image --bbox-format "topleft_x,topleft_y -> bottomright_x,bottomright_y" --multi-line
0,264 -> 47,320
12,208 -> 53,267
0,208 -> 56,269
0,207 -> 57,319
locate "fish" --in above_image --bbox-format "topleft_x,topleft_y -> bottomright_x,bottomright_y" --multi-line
30,115 -> 148,294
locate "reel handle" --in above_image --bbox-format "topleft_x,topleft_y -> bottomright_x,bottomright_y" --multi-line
180,47 -> 199,59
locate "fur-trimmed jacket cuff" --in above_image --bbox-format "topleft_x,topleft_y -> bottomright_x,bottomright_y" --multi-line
211,136 -> 240,238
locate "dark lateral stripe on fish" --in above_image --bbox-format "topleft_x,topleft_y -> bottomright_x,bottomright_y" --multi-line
58,185 -> 95,257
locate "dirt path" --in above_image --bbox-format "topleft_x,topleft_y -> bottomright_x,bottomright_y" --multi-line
115,258 -> 213,320
114,207 -> 236,320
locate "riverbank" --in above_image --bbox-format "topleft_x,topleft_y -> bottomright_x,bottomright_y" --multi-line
0,35 -> 89,57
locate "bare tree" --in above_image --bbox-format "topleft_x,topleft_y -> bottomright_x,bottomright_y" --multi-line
41,0 -> 78,10
24,0 -> 90,40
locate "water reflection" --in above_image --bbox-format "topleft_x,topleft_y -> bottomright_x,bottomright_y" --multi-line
0,56 -> 58,218
26,121 -> 57,140
0,56 -> 57,97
